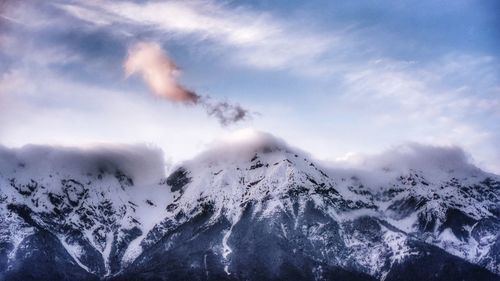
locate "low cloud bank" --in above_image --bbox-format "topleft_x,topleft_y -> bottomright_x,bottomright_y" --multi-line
0,132 -> 489,187
0,144 -> 166,185
183,130 -> 484,178
125,42 -> 252,126
342,143 -> 479,173
329,143 -> 485,188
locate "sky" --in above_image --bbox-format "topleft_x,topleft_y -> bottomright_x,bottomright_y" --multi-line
0,0 -> 499,173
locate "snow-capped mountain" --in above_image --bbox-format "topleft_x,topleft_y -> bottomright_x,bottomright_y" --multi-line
0,132 -> 498,281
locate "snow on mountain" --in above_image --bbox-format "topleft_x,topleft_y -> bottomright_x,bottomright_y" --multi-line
0,132 -> 498,280
328,143 -> 499,273
0,144 -> 171,277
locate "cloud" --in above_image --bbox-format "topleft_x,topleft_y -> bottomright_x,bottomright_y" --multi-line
55,3 -> 115,27
181,129 -> 317,169
125,41 -> 198,103
201,99 -> 250,126
334,54 -> 500,172
355,143 -> 478,174
0,144 -> 166,185
327,142 -> 486,190
124,41 -> 251,126
55,0 -> 333,74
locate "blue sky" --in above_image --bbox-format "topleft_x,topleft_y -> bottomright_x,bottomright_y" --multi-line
1,0 -> 499,172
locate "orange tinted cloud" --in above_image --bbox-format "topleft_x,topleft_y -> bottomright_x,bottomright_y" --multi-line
124,42 -> 198,103
124,41 -> 252,126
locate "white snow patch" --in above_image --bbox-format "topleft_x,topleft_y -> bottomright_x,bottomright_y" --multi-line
60,238 -> 91,273
222,228 -> 233,260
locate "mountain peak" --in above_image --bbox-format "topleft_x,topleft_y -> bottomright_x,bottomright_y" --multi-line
192,129 -> 296,165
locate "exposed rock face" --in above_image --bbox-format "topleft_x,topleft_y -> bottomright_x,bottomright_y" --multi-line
0,138 -> 498,281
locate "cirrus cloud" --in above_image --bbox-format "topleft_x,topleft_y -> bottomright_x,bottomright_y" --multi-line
54,0 -> 334,74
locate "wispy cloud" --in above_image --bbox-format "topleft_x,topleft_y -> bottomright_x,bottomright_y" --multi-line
337,54 -> 500,171
56,3 -> 117,27
343,55 -> 500,115
54,0 -> 333,73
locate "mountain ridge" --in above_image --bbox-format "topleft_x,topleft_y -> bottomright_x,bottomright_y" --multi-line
0,132 -> 498,280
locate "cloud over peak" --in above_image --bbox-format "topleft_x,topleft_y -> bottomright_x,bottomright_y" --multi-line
338,142 -> 481,176
0,144 -> 166,185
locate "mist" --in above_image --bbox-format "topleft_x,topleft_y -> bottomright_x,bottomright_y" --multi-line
0,144 -> 166,185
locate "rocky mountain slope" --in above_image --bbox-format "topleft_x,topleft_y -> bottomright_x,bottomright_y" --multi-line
0,132 -> 498,281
